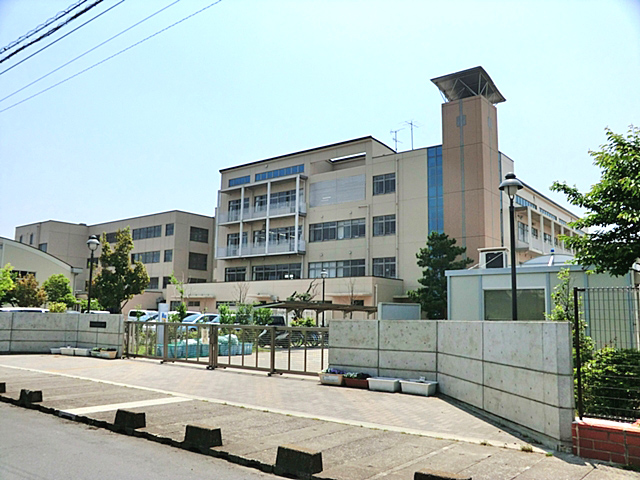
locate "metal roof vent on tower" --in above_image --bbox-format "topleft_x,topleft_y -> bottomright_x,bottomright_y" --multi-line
431,66 -> 506,104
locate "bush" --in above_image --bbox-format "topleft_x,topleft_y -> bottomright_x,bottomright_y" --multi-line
48,302 -> 67,313
292,317 -> 315,327
582,347 -> 640,419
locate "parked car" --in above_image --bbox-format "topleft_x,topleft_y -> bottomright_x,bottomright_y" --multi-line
0,307 -> 48,313
127,309 -> 157,322
182,313 -> 220,332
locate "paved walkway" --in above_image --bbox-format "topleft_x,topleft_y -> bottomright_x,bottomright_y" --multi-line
0,354 -> 637,479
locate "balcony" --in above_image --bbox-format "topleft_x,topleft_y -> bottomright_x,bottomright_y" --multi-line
216,239 -> 306,259
217,201 -> 306,225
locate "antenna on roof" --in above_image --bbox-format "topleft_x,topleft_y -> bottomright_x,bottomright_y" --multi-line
403,120 -> 420,149
390,128 -> 403,151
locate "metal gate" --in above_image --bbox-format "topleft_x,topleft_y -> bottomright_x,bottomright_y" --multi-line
123,321 -> 329,376
573,286 -> 640,421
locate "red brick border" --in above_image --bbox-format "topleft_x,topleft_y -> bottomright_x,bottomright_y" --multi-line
573,418 -> 640,466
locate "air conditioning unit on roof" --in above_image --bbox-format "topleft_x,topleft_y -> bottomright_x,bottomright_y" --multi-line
478,247 -> 509,269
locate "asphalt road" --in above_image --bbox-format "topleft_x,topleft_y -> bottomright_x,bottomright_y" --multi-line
0,403 -> 277,480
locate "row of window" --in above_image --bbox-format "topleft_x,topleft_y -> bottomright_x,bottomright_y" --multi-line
107,224 -> 208,243
255,164 -> 304,182
132,225 -> 162,240
518,222 -> 562,246
146,276 -> 208,290
540,208 -> 558,221
515,195 -> 538,210
130,250 -> 173,264
224,257 -> 397,282
309,218 -> 365,242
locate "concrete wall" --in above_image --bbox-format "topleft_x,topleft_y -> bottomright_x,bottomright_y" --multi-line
330,319 -> 573,448
0,312 -> 124,355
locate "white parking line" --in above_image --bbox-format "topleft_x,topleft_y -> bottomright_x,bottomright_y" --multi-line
63,396 -> 193,415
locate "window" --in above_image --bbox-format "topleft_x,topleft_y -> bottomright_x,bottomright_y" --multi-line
373,173 -> 395,195
309,260 -> 365,278
190,226 -> 209,243
531,227 -> 539,239
225,267 -> 246,282
484,289 -> 545,321
252,263 -> 301,281
188,278 -> 206,283
373,257 -> 396,278
543,233 -> 552,244
148,277 -> 159,289
38,243 -> 47,252
255,164 -> 304,182
188,301 -> 200,307
170,301 -> 181,310
540,208 -> 558,221
19,235 -> 23,243
270,189 -> 297,209
29,233 -> 33,245
428,145 -> 444,233
517,222 -> 529,242
254,194 -> 267,212
227,232 -> 248,252
188,252 -> 208,271
228,198 -> 249,221
229,175 -> 250,187
373,215 -> 396,236
515,195 -> 538,210
132,225 -> 162,240
165,223 -> 174,236
105,232 -> 117,243
131,251 -> 161,264
351,299 -> 364,306
164,249 -> 173,262
163,276 -> 171,288
309,219 -> 364,242
554,237 -> 559,246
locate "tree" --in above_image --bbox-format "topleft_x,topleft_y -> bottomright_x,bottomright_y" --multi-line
408,232 -> 473,319
93,228 -> 149,313
43,274 -> 77,307
287,280 -> 318,321
0,264 -> 15,306
14,274 -> 47,307
551,126 -> 640,276
168,273 -> 187,322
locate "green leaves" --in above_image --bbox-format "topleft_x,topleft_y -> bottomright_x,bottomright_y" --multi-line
551,126 -> 640,277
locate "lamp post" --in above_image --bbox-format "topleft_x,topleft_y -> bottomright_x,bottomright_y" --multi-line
86,235 -> 100,313
499,172 -> 523,320
320,269 -> 328,327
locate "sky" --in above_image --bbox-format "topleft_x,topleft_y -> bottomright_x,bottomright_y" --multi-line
0,0 -> 638,239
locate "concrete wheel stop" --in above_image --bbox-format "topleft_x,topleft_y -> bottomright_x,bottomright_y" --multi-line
114,409 -> 146,431
183,424 -> 223,452
274,444 -> 323,477
414,469 -> 472,480
18,389 -> 43,407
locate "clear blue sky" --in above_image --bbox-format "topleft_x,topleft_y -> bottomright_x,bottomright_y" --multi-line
1,0 -> 638,239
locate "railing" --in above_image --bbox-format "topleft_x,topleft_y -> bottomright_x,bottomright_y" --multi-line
124,321 -> 329,376
573,286 -> 640,422
216,239 -> 306,258
218,200 -> 306,224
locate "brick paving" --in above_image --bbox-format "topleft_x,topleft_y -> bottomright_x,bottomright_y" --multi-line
1,354 -> 638,479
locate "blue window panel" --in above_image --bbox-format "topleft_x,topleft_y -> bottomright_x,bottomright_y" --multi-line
229,175 -> 250,187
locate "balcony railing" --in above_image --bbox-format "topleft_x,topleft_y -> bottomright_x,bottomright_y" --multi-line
216,239 -> 306,258
218,200 -> 306,224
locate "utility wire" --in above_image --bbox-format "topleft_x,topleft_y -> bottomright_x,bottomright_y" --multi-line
0,0 -> 223,114
0,0 -> 179,103
0,0 -> 107,66
0,0 -> 125,77
0,0 -> 90,55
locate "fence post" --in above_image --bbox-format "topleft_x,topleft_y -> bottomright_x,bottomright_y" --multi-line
574,286 -> 583,419
162,322 -> 169,364
123,322 -> 130,357
270,326 -> 276,375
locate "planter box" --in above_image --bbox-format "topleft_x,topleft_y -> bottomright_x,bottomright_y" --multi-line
400,380 -> 438,397
98,350 -> 117,359
318,373 -> 344,386
90,350 -> 101,357
367,377 -> 400,392
50,347 -> 61,354
344,377 -> 369,389
74,348 -> 91,357
60,347 -> 75,356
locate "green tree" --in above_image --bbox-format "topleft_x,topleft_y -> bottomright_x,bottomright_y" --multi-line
551,126 -> 640,276
43,274 -> 77,307
168,273 -> 187,322
93,228 -> 149,313
408,232 -> 473,319
14,274 -> 47,307
0,264 -> 15,306
253,307 -> 273,326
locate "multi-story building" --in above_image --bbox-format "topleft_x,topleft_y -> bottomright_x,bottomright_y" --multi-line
176,67 -> 580,317
14,210 -> 214,311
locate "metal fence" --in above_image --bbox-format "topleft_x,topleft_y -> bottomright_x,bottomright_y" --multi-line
574,286 -> 640,422
123,321 -> 329,376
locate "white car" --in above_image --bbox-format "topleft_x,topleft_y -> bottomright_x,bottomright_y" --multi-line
181,313 -> 220,331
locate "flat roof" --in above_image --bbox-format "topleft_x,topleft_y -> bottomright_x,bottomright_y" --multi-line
219,136 -> 395,173
431,66 -> 506,104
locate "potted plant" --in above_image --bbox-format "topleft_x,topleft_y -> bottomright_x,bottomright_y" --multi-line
97,347 -> 118,359
343,372 -> 371,389
399,377 -> 438,396
367,377 -> 401,392
318,367 -> 345,386
90,347 -> 101,357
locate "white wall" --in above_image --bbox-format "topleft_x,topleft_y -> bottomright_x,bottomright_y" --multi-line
329,319 -> 573,448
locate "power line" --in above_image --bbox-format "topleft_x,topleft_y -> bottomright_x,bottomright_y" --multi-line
0,0 -> 223,114
0,0 -> 180,104
0,0 -> 90,55
0,0 -> 107,66
0,0 -> 125,77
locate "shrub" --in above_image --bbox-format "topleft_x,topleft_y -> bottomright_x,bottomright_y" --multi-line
48,302 -> 67,313
582,347 -> 640,419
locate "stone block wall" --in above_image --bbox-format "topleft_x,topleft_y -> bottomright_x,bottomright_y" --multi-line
329,320 -> 574,448
0,312 -> 124,354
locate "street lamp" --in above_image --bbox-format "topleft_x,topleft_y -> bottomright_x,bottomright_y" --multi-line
320,269 -> 328,327
499,172 -> 524,320
86,235 -> 100,313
